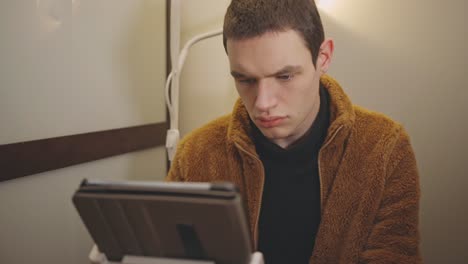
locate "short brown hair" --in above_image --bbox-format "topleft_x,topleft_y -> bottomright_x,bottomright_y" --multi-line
223,0 -> 325,65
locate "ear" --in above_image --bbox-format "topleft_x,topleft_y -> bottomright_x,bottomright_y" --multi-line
316,38 -> 334,74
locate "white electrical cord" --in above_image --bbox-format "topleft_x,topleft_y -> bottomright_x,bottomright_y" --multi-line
165,29 -> 223,129
164,3 -> 223,162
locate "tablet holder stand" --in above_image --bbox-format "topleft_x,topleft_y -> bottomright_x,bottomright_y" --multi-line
89,245 -> 265,264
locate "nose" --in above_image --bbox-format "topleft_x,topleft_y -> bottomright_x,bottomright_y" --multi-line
254,79 -> 277,112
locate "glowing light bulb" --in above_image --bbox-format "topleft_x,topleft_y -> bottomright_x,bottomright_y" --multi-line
36,0 -> 62,33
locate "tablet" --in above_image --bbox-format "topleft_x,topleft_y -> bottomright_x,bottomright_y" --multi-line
72,179 -> 252,264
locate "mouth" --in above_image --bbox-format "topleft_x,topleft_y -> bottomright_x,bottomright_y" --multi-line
256,116 -> 286,128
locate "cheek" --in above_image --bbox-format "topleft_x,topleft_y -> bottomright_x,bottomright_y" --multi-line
236,87 -> 255,105
279,80 -> 306,101
280,80 -> 316,111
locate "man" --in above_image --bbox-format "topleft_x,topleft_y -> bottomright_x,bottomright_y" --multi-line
166,0 -> 421,263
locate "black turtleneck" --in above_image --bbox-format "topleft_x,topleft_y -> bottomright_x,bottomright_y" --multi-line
253,84 -> 330,264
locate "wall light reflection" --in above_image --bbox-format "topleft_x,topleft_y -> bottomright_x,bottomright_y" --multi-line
317,0 -> 337,13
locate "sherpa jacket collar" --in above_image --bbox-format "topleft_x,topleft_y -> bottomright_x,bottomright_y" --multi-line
225,75 -> 358,247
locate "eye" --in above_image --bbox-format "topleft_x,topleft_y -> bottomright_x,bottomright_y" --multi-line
238,78 -> 257,85
277,74 -> 293,81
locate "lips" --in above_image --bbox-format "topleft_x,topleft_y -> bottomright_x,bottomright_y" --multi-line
256,116 -> 285,128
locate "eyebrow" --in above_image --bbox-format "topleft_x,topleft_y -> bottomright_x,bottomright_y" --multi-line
230,65 -> 303,79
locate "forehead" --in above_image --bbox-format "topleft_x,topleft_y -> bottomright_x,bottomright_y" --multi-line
226,30 -> 312,75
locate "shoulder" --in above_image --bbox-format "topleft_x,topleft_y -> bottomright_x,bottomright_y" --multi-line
352,105 -> 405,149
349,106 -> 417,181
168,114 -> 237,182
174,114 -> 232,167
178,114 -> 231,151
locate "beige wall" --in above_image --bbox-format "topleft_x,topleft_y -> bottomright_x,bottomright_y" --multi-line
179,0 -> 468,263
179,0 -> 236,136
0,1 -> 167,263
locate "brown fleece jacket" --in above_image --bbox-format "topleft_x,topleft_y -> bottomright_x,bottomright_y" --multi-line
166,75 -> 421,264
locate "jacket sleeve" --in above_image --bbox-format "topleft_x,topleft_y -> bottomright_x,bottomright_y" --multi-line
360,128 -> 422,263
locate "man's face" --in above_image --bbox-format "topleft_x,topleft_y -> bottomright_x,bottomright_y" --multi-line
227,30 -> 324,148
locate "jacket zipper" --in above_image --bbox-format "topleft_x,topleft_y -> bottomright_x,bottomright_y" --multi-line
318,125 -> 343,211
234,142 -> 265,250
234,125 -> 343,250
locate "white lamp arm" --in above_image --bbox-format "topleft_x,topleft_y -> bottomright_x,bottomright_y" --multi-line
178,29 -> 223,72
165,29 -> 223,162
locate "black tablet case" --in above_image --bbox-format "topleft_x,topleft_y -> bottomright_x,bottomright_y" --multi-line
72,180 -> 252,264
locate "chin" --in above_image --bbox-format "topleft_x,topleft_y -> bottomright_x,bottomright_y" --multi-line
260,128 -> 290,141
